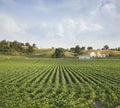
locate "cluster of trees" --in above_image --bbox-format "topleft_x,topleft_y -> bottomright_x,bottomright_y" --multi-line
102,45 -> 120,51
115,47 -> 120,51
52,45 -> 90,58
70,45 -> 92,56
101,45 -> 109,50
109,47 -> 120,51
0,40 -> 36,55
70,46 -> 93,54
52,48 -> 65,58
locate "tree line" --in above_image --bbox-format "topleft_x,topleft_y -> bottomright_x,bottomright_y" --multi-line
0,40 -> 36,55
0,40 -> 120,57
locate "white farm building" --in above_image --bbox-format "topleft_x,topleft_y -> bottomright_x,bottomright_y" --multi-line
78,51 -> 109,59
90,52 -> 96,58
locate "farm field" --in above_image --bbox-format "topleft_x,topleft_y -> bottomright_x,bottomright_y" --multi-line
0,57 -> 120,108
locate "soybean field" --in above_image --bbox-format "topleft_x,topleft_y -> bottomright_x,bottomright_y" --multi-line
0,57 -> 120,108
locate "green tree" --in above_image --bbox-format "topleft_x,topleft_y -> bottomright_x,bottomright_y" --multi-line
104,45 -> 109,50
0,40 -> 9,54
26,46 -> 34,54
25,42 -> 30,46
117,47 -> 120,51
87,46 -> 93,50
52,48 -> 65,58
70,47 -> 75,52
74,45 -> 81,54
81,46 -> 85,50
32,43 -> 36,48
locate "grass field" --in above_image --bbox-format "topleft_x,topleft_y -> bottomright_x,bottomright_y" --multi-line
0,57 -> 120,108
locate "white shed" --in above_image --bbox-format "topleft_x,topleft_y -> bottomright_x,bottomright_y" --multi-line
90,52 -> 96,58
97,51 -> 102,58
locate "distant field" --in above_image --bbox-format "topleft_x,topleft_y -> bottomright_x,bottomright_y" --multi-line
0,57 -> 120,108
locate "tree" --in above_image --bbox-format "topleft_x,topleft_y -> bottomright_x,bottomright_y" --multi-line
51,47 -> 54,49
70,47 -> 75,52
25,42 -> 30,46
81,46 -> 85,50
74,45 -> 81,54
26,46 -> 34,54
52,48 -> 65,58
87,46 -> 93,50
32,43 -> 36,48
0,40 -> 10,54
104,45 -> 109,50
117,47 -> 120,51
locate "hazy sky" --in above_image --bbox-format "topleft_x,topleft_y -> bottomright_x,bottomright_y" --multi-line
0,0 -> 120,49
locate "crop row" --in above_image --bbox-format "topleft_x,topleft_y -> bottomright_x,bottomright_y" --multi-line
0,58 -> 120,108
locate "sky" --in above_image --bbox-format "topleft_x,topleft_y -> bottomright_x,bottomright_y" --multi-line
0,0 -> 120,49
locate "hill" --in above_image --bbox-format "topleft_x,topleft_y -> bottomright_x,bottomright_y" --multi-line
32,48 -> 75,58
30,48 -> 120,58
